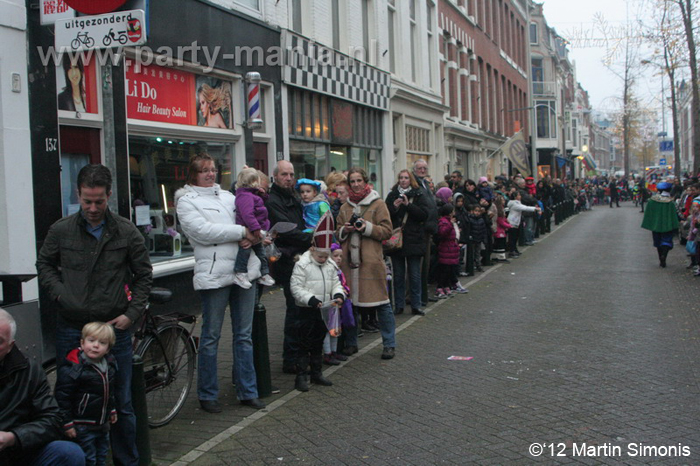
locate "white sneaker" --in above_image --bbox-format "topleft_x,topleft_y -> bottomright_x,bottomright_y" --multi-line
258,274 -> 275,286
232,272 -> 252,289
453,283 -> 469,294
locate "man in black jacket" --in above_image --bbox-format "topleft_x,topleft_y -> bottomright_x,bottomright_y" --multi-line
412,159 -> 438,308
265,160 -> 312,372
36,164 -> 152,466
0,308 -> 85,465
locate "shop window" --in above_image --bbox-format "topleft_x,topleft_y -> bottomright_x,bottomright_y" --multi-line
288,88 -> 330,142
128,136 -> 234,262
59,126 -> 101,217
350,147 -> 382,193
290,141 -> 328,180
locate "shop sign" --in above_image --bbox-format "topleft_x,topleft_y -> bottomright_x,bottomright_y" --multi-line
55,9 -> 146,51
125,60 -> 234,129
63,0 -> 128,14
56,54 -> 99,115
40,0 -> 75,26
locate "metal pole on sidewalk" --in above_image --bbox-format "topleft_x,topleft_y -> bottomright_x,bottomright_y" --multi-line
252,285 -> 272,398
244,72 -> 272,398
131,355 -> 151,466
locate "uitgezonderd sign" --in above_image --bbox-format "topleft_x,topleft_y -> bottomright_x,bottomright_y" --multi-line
55,9 -> 146,51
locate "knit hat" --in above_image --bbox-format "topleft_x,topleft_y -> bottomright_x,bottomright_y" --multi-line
330,243 -> 341,252
313,212 -> 335,252
436,187 -> 453,204
478,176 -> 488,184
295,178 -> 322,192
657,182 -> 672,191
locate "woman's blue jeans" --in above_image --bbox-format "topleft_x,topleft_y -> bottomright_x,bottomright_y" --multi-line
391,255 -> 422,311
198,284 -> 258,402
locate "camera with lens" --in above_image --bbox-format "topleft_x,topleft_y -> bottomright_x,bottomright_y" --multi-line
348,213 -> 364,229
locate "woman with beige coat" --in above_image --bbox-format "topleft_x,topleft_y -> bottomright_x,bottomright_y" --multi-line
336,167 -> 396,360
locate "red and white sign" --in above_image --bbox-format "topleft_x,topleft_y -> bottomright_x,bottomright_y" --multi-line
55,10 -> 147,51
40,0 -> 75,26
125,60 -> 198,125
64,0 -> 128,14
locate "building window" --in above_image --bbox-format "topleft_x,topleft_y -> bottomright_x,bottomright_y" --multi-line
288,88 -> 330,142
362,0 -> 370,58
532,57 -> 543,94
332,0 -> 340,50
388,0 -> 397,73
234,0 -> 260,11
410,0 -> 418,83
426,1 -> 435,88
128,136 -> 234,262
536,100 -> 557,139
291,0 -> 302,33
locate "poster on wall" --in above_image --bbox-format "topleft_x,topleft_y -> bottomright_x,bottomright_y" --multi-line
125,60 -> 233,129
196,76 -> 233,129
56,54 -> 98,114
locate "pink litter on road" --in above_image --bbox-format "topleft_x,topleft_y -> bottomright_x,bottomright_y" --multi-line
447,356 -> 473,361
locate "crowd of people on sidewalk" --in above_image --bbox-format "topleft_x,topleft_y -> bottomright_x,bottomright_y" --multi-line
1,159 -> 599,465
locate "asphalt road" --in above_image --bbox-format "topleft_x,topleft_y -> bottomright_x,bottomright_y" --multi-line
160,203 -> 700,465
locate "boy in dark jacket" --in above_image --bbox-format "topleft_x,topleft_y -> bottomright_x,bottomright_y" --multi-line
55,322 -> 118,466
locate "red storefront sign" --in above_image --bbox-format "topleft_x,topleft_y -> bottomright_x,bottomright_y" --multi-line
64,0 -> 128,14
125,60 -> 197,125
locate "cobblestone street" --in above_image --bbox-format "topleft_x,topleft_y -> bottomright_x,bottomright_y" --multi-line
152,204 -> 700,465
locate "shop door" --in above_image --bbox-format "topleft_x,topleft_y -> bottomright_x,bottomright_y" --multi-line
59,126 -> 101,217
253,142 -> 268,175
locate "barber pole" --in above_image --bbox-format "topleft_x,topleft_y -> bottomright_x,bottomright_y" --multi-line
245,72 -> 263,130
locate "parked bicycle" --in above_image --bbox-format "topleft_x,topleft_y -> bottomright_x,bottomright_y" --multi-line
45,287 -> 197,428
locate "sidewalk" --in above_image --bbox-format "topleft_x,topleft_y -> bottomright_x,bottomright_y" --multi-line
149,281 -> 425,464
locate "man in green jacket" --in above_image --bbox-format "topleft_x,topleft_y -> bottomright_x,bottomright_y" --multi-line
36,164 -> 152,466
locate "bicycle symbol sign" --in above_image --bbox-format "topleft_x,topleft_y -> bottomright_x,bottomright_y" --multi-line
56,9 -> 146,51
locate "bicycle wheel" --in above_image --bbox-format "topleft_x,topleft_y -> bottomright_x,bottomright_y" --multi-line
136,325 -> 195,427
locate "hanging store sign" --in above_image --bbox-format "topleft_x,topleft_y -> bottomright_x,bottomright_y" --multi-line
125,60 -> 234,129
55,10 -> 146,51
40,0 -> 75,26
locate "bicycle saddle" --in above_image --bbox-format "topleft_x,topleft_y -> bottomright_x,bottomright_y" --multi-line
149,287 -> 173,304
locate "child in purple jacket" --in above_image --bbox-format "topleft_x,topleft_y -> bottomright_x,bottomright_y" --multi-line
233,168 -> 275,289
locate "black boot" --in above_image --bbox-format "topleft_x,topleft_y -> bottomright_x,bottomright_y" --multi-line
309,354 -> 333,386
295,355 -> 310,391
660,246 -> 669,268
295,374 -> 310,392
310,373 -> 333,386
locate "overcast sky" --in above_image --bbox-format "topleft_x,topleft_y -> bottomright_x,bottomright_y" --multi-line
540,0 -> 671,125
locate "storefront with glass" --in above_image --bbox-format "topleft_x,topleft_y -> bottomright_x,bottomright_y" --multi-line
29,0 -> 283,315
287,87 -> 384,192
282,30 -> 390,193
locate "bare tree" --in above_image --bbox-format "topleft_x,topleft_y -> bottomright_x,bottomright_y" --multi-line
674,0 -> 700,173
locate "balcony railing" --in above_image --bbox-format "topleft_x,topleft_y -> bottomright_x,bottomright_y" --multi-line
532,81 -> 557,97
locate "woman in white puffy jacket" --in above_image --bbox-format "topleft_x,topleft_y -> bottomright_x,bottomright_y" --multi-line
175,153 -> 266,412
289,247 -> 345,392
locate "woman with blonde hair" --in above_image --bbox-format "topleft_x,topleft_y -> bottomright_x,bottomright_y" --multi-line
198,83 -> 231,128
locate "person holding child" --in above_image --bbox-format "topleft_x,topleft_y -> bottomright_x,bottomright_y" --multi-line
290,214 -> 345,391
233,168 -> 276,289
176,154 -> 266,412
55,322 -> 118,466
